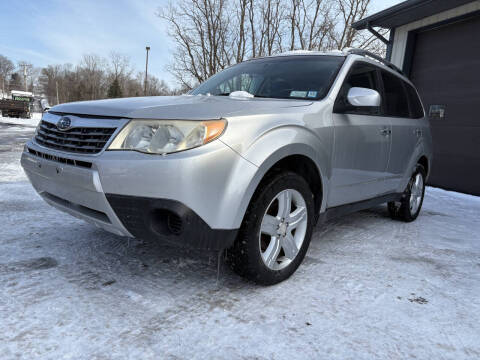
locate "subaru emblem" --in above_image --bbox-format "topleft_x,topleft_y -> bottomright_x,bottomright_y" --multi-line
57,116 -> 72,131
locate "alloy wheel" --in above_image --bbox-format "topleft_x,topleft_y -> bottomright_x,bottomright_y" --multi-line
409,173 -> 424,214
259,189 -> 308,270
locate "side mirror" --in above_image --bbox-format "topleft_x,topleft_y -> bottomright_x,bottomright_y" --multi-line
347,87 -> 381,107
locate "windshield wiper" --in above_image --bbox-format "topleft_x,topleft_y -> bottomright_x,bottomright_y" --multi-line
253,95 -> 296,100
212,93 -> 301,100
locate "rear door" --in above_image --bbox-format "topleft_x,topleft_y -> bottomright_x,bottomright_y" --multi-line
380,70 -> 422,192
329,62 -> 391,207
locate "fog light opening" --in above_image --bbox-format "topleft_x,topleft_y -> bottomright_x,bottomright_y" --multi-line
150,209 -> 183,236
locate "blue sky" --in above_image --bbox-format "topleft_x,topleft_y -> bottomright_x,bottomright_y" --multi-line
0,0 -> 402,87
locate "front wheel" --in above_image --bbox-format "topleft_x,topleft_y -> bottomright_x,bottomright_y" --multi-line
227,171 -> 315,285
388,164 -> 426,222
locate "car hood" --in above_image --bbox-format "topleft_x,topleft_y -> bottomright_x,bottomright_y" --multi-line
50,95 -> 313,120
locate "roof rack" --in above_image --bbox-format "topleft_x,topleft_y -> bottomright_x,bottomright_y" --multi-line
344,48 -> 404,76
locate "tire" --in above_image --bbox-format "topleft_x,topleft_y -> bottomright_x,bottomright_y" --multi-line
388,164 -> 426,222
227,171 -> 315,285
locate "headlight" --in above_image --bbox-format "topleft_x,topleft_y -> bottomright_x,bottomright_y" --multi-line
108,119 -> 227,154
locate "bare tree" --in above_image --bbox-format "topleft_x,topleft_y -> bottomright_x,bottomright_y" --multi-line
288,0 -> 335,51
333,0 -> 370,49
158,0 -> 233,86
234,0 -> 248,62
259,0 -> 285,55
158,0 -> 388,88
107,52 -> 132,98
109,52 -> 131,80
147,75 -> 171,96
39,53 -> 172,104
41,64 -> 76,104
0,55 -> 15,97
80,54 -> 107,100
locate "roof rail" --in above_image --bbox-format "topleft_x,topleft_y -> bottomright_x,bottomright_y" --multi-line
344,48 -> 404,76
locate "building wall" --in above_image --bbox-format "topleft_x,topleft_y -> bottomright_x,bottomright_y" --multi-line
390,1 -> 480,68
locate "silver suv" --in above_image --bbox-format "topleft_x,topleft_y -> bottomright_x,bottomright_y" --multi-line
21,49 -> 432,284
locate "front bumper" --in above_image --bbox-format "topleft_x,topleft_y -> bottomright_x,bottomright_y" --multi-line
21,146 -> 132,237
21,138 -> 257,250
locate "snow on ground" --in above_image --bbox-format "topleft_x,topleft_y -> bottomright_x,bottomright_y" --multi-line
0,118 -> 34,182
0,122 -> 479,359
0,112 -> 42,127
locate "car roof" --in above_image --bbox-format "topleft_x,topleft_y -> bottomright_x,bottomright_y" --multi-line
270,50 -> 346,57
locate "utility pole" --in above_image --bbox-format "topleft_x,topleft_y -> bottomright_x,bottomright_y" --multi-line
18,62 -> 31,92
144,46 -> 150,96
24,66 -> 27,92
56,81 -> 60,105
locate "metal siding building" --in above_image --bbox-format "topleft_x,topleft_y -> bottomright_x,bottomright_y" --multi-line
353,0 -> 480,195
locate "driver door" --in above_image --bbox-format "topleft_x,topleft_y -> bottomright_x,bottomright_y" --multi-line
328,62 -> 391,207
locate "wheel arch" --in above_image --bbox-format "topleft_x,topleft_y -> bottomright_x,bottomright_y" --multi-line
417,155 -> 429,178
256,154 -> 323,221
231,144 -> 328,229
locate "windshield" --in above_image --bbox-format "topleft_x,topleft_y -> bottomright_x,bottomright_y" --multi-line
191,55 -> 344,100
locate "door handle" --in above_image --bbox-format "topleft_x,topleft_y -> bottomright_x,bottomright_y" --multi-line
414,128 -> 422,137
380,128 -> 391,136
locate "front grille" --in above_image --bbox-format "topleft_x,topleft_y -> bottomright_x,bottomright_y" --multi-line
35,120 -> 116,154
27,147 -> 92,168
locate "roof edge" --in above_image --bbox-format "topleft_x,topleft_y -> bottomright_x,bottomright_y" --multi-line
353,0 -> 475,30
353,0 -> 433,29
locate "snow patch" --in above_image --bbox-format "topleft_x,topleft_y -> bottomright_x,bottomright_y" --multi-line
0,112 -> 42,127
0,162 -> 27,182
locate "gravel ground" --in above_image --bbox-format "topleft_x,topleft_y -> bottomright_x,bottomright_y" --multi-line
1,117 -> 479,359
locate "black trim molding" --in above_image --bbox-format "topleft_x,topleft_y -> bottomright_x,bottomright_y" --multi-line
106,194 -> 238,251
320,193 -> 402,223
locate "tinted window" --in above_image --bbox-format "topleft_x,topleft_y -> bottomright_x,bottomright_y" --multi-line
334,62 -> 382,115
405,83 -> 424,118
381,71 -> 410,118
191,56 -> 344,100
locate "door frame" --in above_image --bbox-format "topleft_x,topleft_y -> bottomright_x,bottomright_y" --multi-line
329,61 -> 392,207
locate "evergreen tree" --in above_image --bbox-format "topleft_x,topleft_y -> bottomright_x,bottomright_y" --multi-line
107,78 -> 122,98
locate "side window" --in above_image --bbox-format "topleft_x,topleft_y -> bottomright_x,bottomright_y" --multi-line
405,83 -> 424,118
334,62 -> 382,116
381,70 -> 410,118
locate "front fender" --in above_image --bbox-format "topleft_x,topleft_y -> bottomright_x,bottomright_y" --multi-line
221,125 -> 331,228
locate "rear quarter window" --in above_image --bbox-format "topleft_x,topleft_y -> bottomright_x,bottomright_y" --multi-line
381,70 -> 410,118
405,83 -> 424,118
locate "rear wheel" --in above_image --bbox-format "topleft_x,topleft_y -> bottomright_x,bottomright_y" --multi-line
228,171 -> 315,285
388,164 -> 426,222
